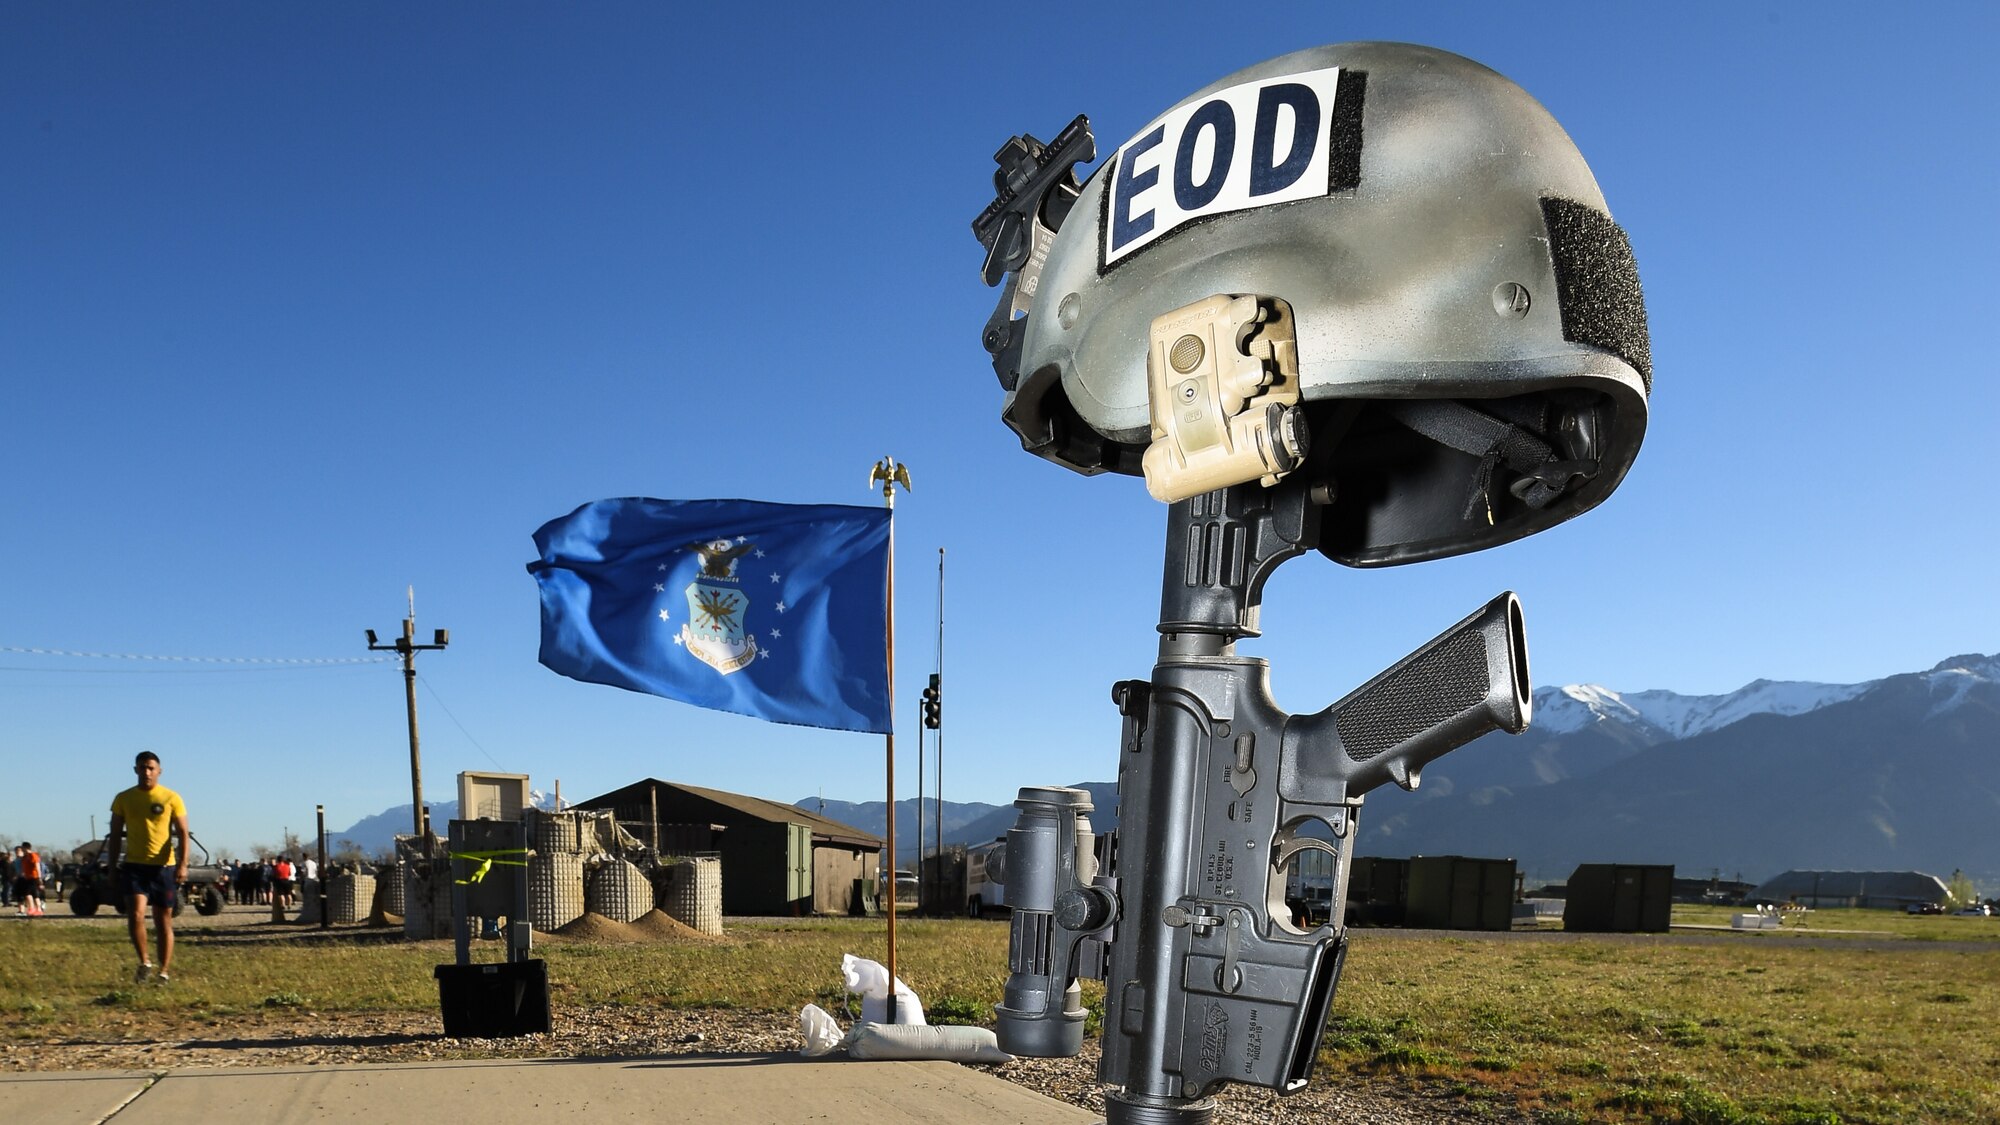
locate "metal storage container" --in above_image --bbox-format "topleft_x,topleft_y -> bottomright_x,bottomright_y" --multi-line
1405,855 -> 1515,932
1563,863 -> 1673,933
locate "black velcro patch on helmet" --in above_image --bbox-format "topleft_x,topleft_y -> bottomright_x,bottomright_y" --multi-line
1328,70 -> 1365,192
1541,197 -> 1651,393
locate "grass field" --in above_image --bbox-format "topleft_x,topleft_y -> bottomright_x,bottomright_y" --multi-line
4,911 -> 1998,1124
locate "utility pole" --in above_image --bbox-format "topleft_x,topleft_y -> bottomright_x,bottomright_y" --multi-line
367,586 -> 449,847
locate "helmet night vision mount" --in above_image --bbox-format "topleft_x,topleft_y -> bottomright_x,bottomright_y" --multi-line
972,42 -> 1648,1125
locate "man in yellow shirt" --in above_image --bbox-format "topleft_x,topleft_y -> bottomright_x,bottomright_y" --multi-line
106,751 -> 190,984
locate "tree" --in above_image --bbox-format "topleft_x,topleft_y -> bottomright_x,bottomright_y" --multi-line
1944,869 -> 1978,908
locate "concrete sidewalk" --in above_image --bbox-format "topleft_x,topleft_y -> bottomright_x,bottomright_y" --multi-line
8,1054 -> 1098,1124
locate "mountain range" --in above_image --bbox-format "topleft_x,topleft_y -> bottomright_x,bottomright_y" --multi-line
330,792 -> 553,854
331,652 -> 1998,889
802,653 -> 2000,887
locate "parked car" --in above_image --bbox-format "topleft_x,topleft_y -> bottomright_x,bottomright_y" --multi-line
1955,904 -> 1991,917
67,836 -> 230,917
1904,901 -> 1946,915
878,868 -> 917,904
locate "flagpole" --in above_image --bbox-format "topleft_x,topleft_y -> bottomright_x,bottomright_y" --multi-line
934,546 -> 944,910
870,456 -> 911,1021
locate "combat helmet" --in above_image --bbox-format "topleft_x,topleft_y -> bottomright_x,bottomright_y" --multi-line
975,42 -> 1649,567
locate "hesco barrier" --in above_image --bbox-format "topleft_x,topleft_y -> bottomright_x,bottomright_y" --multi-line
402,860 -> 454,939
525,808 -> 587,854
329,872 -> 376,925
659,855 -> 723,935
585,858 -> 651,922
529,852 -> 586,931
378,860 -> 406,916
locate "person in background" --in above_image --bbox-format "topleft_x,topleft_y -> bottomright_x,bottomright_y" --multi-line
106,751 -> 190,983
15,843 -> 45,916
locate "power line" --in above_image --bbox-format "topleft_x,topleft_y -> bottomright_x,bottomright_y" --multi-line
416,672 -> 508,774
1,645 -> 394,666
0,663 -> 386,676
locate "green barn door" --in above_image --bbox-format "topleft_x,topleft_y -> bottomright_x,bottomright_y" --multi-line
787,824 -> 812,906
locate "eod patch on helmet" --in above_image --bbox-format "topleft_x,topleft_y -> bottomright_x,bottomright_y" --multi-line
1103,65 -> 1353,267
974,42 -> 1649,567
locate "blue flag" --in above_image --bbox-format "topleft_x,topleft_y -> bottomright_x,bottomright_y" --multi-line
528,498 -> 892,734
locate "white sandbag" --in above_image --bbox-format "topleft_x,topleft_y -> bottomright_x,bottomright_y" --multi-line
840,952 -> 926,1025
843,1021 -> 1013,1065
799,1003 -> 845,1057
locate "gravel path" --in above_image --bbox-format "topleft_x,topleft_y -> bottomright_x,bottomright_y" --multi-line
3,1005 -> 1531,1124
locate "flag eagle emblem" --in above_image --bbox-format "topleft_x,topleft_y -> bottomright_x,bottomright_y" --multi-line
681,539 -> 758,674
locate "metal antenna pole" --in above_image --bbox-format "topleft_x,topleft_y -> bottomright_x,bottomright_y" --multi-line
917,670 -> 926,914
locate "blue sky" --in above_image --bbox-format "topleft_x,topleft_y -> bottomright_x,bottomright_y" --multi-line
4,3 -> 1995,856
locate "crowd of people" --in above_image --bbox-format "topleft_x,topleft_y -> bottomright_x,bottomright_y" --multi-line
5,848 -> 334,913
224,854 -> 318,908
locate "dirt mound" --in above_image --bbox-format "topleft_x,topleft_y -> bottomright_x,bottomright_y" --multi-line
631,908 -> 717,941
552,912 -> 647,942
548,910 -> 718,943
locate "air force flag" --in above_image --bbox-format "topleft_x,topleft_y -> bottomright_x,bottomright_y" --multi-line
528,498 -> 892,734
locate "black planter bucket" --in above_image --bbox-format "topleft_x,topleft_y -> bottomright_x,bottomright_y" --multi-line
434,959 -> 551,1038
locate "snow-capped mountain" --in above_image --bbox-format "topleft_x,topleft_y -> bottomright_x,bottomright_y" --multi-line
1527,654 -> 2000,741
1917,653 -> 2000,717
1360,651 -> 2000,885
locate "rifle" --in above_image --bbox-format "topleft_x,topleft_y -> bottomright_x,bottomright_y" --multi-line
996,479 -> 1530,1122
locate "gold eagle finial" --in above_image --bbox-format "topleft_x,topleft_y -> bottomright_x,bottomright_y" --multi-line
869,457 -> 912,496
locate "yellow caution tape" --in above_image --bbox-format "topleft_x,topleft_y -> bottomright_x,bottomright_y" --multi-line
449,848 -> 530,885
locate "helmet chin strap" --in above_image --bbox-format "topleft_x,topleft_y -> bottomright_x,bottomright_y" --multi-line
1383,399 -> 1599,520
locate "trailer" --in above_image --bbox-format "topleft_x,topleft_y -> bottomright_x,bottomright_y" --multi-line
965,838 -> 1007,918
